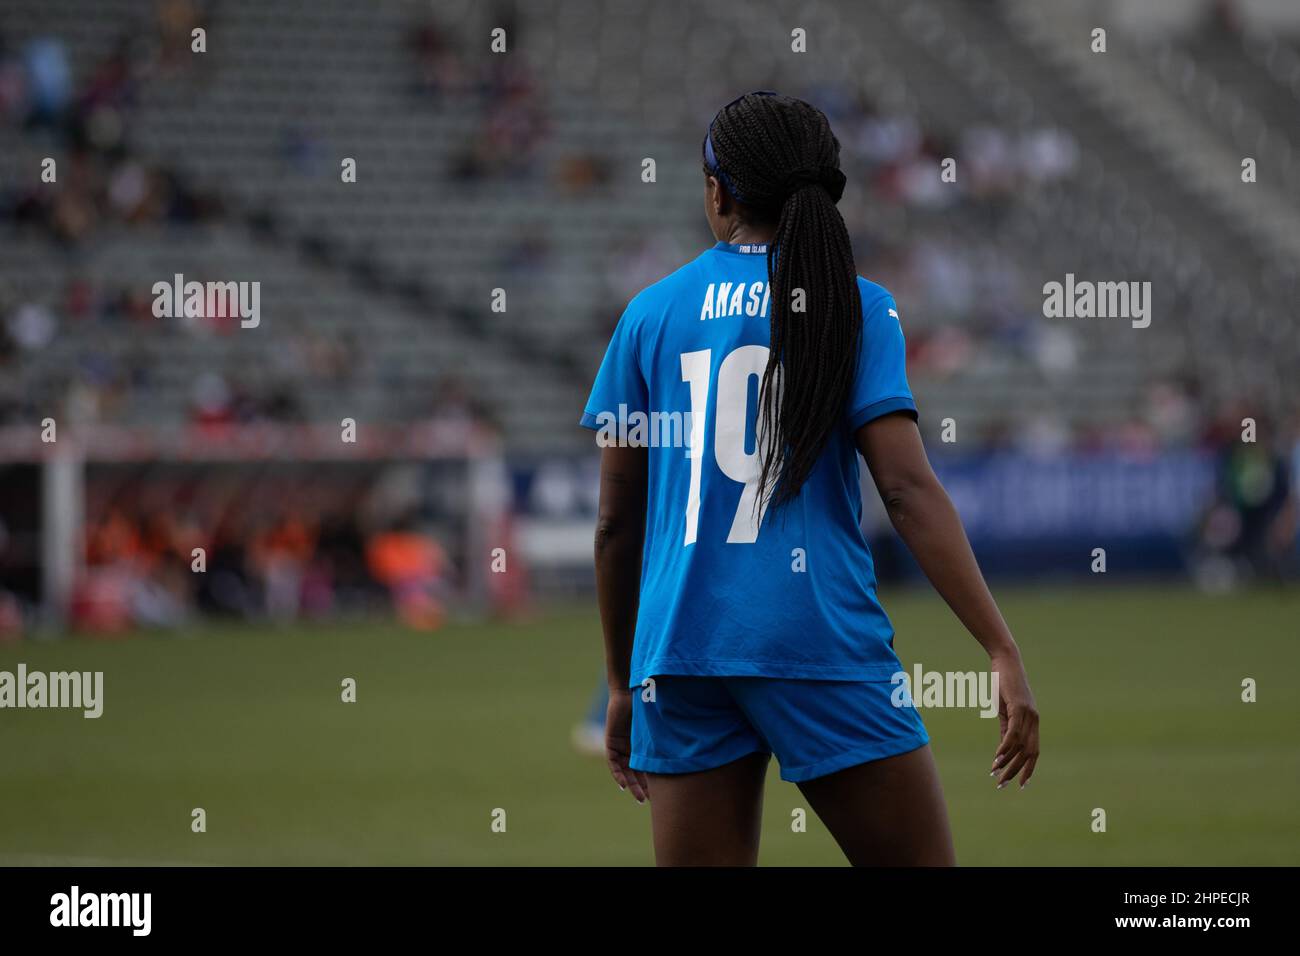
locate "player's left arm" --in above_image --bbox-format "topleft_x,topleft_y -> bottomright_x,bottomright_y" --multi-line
856,412 -> 1040,790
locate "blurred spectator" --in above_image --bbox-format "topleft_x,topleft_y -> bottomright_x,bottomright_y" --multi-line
409,17 -> 467,99
1193,409 -> 1296,588
252,511 -> 316,620
21,36 -> 71,127
365,517 -> 449,630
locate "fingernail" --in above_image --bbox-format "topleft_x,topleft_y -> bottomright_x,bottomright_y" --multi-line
1020,782 -> 1028,790
618,785 -> 625,792
989,770 -> 996,777
996,782 -> 1006,790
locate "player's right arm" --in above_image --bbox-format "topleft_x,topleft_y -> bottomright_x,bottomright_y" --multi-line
594,443 -> 650,802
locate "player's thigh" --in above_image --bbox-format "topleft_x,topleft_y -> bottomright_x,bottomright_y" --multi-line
646,752 -> 770,866
796,744 -> 955,866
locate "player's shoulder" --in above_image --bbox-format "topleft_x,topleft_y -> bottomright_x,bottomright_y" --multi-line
856,276 -> 903,331
624,250 -> 714,317
856,276 -> 896,316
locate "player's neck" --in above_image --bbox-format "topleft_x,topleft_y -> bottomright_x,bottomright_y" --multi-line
724,221 -> 776,247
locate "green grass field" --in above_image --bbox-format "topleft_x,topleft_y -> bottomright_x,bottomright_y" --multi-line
0,584 -> 1296,866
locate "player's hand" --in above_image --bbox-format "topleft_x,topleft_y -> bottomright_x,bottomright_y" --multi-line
989,652 -> 1039,790
605,687 -> 649,803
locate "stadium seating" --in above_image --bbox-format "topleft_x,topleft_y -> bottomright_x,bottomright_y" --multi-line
1,0 -> 1294,452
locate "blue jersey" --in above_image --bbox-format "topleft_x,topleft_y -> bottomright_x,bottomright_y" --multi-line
581,241 -> 917,686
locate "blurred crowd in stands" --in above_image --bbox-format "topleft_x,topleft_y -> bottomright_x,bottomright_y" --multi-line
0,4 -> 1295,636
0,3 -> 226,429
2,6 -> 1289,458
408,9 -> 554,184
0,7 -> 222,244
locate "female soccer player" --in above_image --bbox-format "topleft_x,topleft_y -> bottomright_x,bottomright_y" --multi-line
582,92 -> 1039,866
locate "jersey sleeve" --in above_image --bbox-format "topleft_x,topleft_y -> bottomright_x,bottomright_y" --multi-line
580,306 -> 648,431
845,289 -> 917,431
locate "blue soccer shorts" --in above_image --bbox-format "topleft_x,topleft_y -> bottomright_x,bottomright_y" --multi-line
629,675 -> 929,783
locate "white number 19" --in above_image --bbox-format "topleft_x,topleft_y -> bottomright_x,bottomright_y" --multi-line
680,345 -> 774,546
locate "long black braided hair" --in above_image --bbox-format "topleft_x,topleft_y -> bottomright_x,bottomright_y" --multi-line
706,92 -> 861,512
